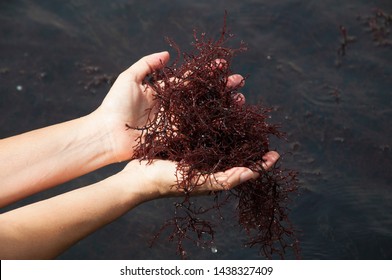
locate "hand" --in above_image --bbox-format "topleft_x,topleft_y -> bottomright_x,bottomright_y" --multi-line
119,151 -> 280,201
91,52 -> 170,162
91,52 -> 248,163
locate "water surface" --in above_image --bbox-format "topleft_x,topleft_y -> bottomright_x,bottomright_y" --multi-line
1,0 -> 391,259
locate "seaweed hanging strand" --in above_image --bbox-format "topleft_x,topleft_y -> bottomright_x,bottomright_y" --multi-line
131,14 -> 300,259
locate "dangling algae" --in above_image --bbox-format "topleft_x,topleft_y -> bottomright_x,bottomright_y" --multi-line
131,14 -> 300,259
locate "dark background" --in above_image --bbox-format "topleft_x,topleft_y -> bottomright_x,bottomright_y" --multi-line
1,0 -> 391,259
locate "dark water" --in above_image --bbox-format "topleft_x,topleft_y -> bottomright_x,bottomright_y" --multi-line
1,0 -> 391,259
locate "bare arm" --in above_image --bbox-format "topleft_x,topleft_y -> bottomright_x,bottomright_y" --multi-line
0,153 -> 279,259
0,52 -> 171,208
0,115 -> 114,207
0,50 -> 280,259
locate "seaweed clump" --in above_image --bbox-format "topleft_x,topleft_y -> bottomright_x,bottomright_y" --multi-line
131,18 -> 299,259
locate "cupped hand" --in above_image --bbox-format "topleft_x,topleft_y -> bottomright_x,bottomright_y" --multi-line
120,151 -> 280,201
92,51 -> 170,162
91,52 -> 247,163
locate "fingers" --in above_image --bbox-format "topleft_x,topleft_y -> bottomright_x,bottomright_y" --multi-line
138,151 -> 280,198
214,60 -> 245,92
261,151 -> 280,170
213,61 -> 247,106
226,74 -> 245,89
193,151 -> 280,194
125,52 -> 244,97
214,167 -> 259,190
226,73 -> 246,106
233,93 -> 246,106
128,51 -> 170,83
142,55 -> 245,106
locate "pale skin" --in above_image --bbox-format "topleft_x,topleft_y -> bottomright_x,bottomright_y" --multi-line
0,51 -> 280,259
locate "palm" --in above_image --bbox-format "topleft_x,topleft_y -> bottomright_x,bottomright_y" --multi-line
93,52 -> 247,163
94,52 -> 170,162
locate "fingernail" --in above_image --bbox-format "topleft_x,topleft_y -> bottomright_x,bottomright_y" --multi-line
239,169 -> 255,184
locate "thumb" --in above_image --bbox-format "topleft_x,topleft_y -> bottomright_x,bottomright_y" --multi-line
128,51 -> 170,83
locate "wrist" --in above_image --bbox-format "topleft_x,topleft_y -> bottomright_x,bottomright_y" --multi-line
117,160 -> 179,203
76,113 -> 119,167
88,108 -> 138,164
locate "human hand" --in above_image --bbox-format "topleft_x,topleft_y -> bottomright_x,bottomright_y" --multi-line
91,52 -> 170,163
91,52 -> 247,163
119,151 -> 280,201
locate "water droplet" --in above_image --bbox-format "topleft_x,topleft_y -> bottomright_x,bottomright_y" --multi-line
211,246 -> 218,253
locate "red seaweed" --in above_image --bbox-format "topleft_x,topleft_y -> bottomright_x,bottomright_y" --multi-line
360,8 -> 392,47
130,14 -> 300,259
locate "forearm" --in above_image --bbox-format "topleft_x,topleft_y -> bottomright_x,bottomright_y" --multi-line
0,156 -> 279,259
0,113 -> 116,207
0,171 -> 149,259
0,52 -> 171,207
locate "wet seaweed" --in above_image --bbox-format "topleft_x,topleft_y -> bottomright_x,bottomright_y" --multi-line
131,14 -> 300,259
